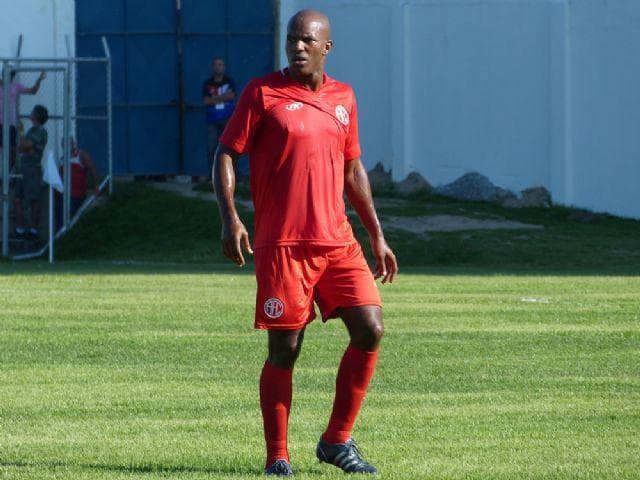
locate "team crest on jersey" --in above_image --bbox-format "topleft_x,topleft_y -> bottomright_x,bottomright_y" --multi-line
335,105 -> 349,126
264,298 -> 285,319
286,102 -> 304,111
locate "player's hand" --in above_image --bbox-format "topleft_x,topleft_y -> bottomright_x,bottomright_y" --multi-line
370,235 -> 398,284
221,219 -> 253,267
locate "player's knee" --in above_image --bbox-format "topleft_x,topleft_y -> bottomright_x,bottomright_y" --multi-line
352,322 -> 384,351
268,343 -> 301,369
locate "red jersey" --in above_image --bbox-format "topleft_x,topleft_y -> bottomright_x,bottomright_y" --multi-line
220,69 -> 361,249
58,151 -> 87,198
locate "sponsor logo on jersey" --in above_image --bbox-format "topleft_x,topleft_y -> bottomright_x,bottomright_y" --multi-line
335,105 -> 349,126
264,298 -> 285,319
286,102 -> 304,111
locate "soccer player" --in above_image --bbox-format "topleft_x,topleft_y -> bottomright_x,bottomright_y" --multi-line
213,10 -> 398,476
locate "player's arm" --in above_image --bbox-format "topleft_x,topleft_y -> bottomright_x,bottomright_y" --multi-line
344,158 -> 398,283
213,145 -> 253,267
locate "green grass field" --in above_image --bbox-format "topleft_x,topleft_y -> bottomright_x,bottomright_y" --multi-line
1,183 -> 639,478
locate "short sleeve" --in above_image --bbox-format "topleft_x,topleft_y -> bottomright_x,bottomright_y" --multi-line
219,79 -> 264,155
26,127 -> 47,157
26,127 -> 39,144
343,91 -> 361,161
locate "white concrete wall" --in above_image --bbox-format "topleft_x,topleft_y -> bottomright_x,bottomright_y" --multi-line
0,0 -> 75,155
569,0 -> 640,219
278,0 -> 640,219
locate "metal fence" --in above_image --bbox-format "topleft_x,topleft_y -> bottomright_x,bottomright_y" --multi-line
0,36 -> 112,262
76,0 -> 275,176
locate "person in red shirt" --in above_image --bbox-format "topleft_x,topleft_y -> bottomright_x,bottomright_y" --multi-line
55,137 -> 100,229
214,10 -> 397,476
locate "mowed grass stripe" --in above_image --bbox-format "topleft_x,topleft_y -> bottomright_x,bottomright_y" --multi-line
1,268 -> 638,479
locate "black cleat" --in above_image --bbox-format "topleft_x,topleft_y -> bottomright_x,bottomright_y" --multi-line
11,229 -> 25,240
25,230 -> 40,241
316,437 -> 378,474
264,459 -> 293,476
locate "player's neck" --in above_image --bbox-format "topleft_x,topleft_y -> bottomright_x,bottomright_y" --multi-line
213,73 -> 224,82
288,69 -> 324,92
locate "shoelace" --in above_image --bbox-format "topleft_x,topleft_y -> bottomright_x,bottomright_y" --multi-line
347,439 -> 370,465
349,439 -> 363,457
273,460 -> 291,473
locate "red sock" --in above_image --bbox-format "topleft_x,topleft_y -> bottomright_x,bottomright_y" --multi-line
260,362 -> 293,467
322,344 -> 379,445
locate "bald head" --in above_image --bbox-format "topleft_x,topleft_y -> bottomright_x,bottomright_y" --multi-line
285,10 -> 333,89
287,10 -> 331,41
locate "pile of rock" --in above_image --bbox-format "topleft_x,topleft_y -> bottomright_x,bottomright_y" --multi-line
367,163 -> 432,198
434,172 -> 511,203
366,166 -> 552,208
367,163 -> 394,194
434,172 -> 551,208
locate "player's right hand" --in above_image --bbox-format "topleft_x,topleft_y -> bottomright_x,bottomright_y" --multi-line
221,219 -> 253,267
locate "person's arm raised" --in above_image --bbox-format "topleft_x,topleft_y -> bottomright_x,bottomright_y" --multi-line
344,158 -> 398,284
213,145 -> 253,266
24,72 -> 45,94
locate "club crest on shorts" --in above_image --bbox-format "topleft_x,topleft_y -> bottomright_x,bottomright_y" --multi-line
335,105 -> 349,126
264,297 -> 285,319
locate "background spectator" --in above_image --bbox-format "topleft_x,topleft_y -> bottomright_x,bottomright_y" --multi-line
202,57 -> 235,178
13,104 -> 48,241
55,137 -> 100,228
0,70 -> 45,169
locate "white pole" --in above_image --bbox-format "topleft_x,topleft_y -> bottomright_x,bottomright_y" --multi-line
102,37 -> 113,195
63,63 -> 71,227
2,61 -> 11,257
563,0 -> 574,206
48,185 -> 54,263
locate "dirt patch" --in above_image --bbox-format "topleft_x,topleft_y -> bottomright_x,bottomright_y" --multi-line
381,214 -> 543,234
150,181 -> 254,211
149,182 -> 543,234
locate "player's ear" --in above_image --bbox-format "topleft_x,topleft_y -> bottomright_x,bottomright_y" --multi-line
323,39 -> 333,56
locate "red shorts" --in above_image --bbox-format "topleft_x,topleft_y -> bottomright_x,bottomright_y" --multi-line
254,242 -> 382,330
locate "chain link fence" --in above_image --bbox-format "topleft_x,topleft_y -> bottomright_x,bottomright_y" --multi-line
1,36 -> 112,261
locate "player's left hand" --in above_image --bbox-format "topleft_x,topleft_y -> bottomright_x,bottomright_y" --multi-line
370,236 -> 398,284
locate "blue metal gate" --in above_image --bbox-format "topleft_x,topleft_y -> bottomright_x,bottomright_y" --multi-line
76,0 -> 275,176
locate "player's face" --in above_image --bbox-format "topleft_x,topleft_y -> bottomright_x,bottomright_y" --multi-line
286,19 -> 331,78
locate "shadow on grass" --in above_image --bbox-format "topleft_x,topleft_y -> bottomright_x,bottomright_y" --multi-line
0,260 -> 638,277
1,182 -> 638,276
0,459 -> 262,477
